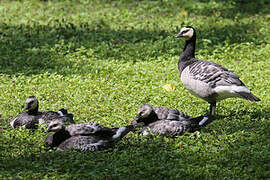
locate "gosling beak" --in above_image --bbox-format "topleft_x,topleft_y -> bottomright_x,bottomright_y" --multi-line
130,118 -> 138,126
131,113 -> 142,125
25,104 -> 30,110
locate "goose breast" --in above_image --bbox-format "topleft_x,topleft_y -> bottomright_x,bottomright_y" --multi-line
181,60 -> 250,102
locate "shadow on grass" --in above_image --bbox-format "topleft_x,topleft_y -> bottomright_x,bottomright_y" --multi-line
0,137 -> 187,178
208,105 -> 270,136
1,129 -> 270,178
188,0 -> 269,18
0,17 -> 266,76
118,0 -> 269,17
0,0 -> 268,76
0,22 -> 171,76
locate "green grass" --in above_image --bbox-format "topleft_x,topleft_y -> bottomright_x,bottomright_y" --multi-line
1,0 -> 270,179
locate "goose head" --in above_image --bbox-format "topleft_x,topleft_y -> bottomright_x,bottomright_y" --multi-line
175,26 -> 195,40
46,119 -> 65,132
57,108 -> 68,116
25,96 -> 39,112
56,108 -> 74,123
131,104 -> 156,126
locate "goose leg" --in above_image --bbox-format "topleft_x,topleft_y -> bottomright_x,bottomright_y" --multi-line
210,102 -> 216,116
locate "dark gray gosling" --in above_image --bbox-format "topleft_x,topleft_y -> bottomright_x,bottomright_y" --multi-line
9,96 -> 74,129
131,104 -> 213,136
45,119 -> 134,152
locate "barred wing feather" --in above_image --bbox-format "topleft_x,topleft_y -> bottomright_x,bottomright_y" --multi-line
66,122 -> 115,136
189,60 -> 245,88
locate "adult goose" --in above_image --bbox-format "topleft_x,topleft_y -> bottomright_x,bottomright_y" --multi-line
45,119 -> 134,152
175,26 -> 260,116
9,96 -> 74,129
130,104 -> 212,136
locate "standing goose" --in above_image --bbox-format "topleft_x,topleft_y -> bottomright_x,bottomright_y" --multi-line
130,104 -> 211,136
9,96 -> 74,129
45,119 -> 134,152
175,26 -> 260,116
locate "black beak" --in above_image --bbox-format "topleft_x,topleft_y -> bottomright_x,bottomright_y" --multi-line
45,128 -> 50,133
130,114 -> 142,125
130,118 -> 138,126
175,32 -> 183,38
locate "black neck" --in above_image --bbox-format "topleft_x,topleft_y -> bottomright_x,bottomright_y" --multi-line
50,129 -> 71,147
178,36 -> 196,74
144,112 -> 159,125
27,104 -> 39,115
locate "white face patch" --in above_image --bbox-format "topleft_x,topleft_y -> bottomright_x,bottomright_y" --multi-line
180,27 -> 194,40
47,120 -> 64,132
57,110 -> 64,117
142,108 -> 153,118
25,98 -> 38,110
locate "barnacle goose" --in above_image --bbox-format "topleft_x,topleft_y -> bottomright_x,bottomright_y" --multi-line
38,108 -> 74,125
45,119 -> 134,152
175,26 -> 260,116
130,104 -> 212,136
9,96 -> 74,129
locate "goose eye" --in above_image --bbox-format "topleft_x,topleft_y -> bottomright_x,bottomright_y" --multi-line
182,30 -> 188,34
141,111 -> 147,116
51,124 -> 58,128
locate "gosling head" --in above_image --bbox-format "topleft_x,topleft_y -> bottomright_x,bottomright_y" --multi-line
46,119 -> 65,133
175,26 -> 195,40
57,108 -> 68,116
25,96 -> 39,112
131,104 -> 155,125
